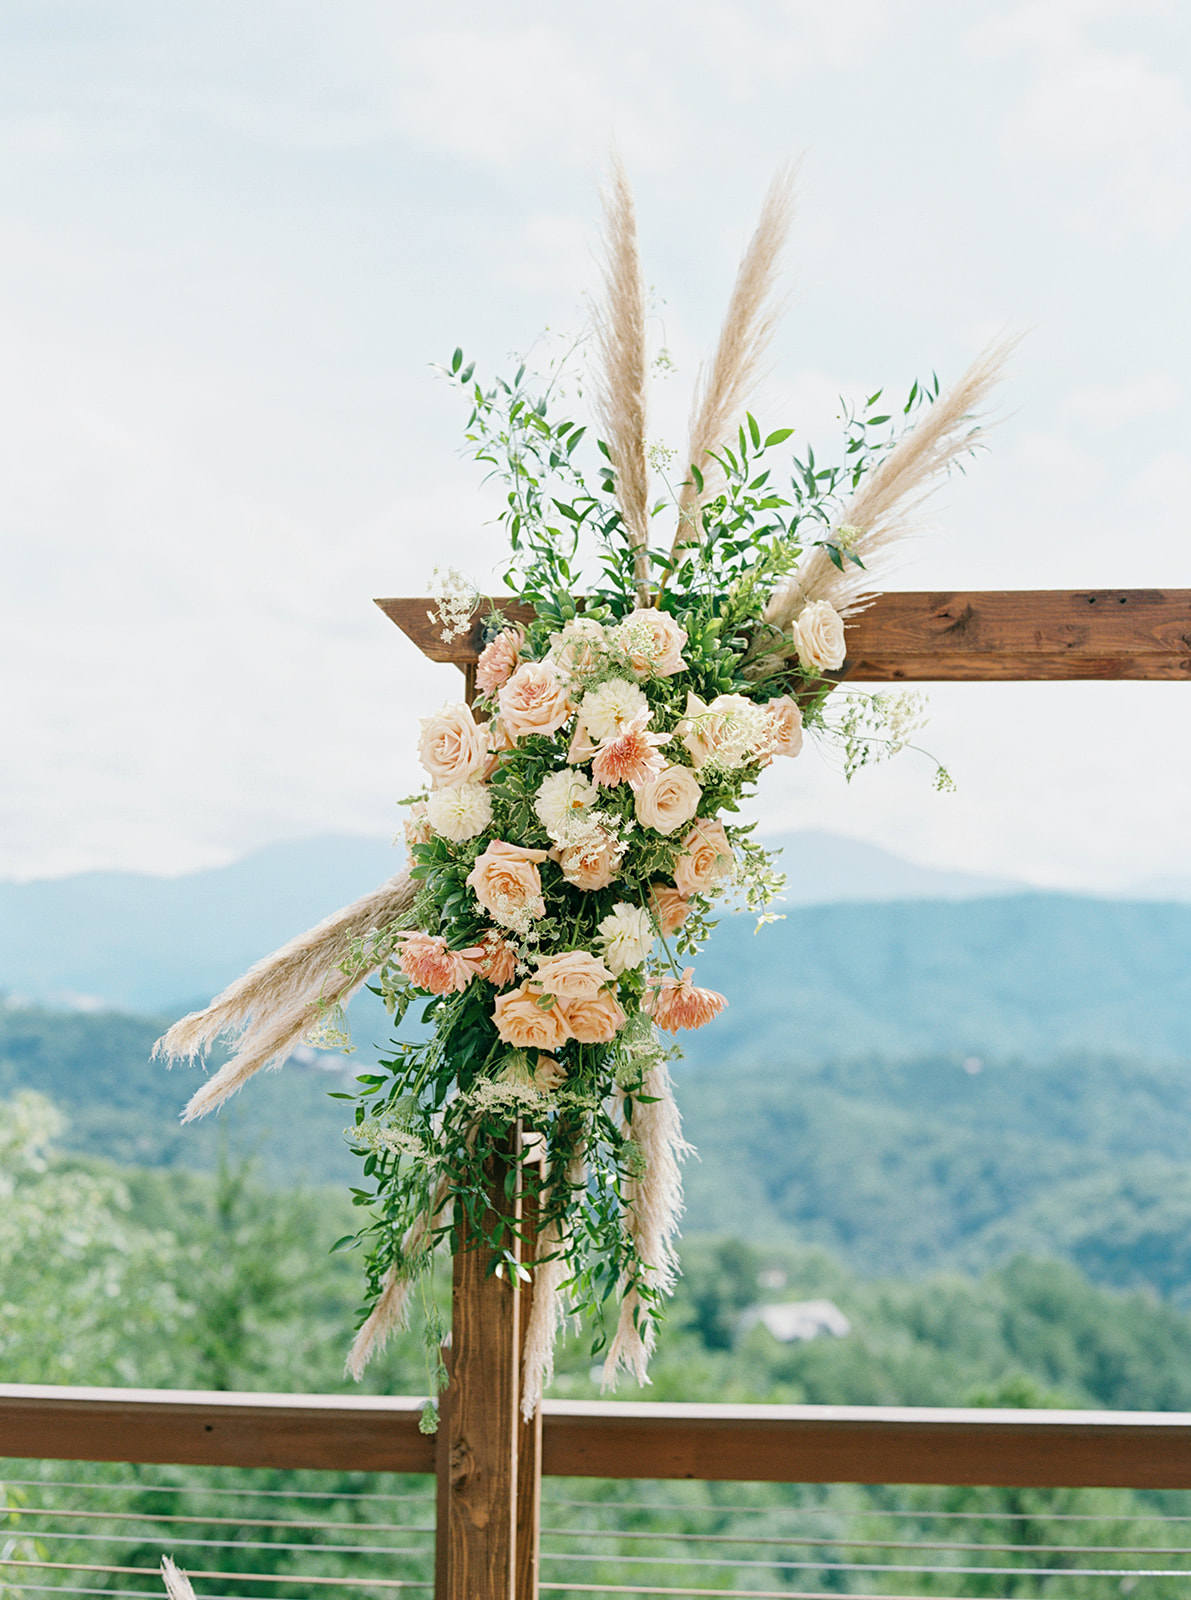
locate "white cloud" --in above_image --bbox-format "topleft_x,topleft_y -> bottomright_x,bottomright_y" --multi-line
1062,373 -> 1184,430
970,0 -> 1191,240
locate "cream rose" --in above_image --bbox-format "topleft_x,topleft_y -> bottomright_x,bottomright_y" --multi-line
418,702 -> 488,787
498,661 -> 574,739
533,1053 -> 568,1092
534,949 -> 615,999
466,840 -> 548,929
556,988 -> 626,1044
615,608 -> 688,678
673,819 -> 735,898
634,763 -> 702,835
765,695 -> 804,758
792,599 -> 846,673
493,981 -> 571,1051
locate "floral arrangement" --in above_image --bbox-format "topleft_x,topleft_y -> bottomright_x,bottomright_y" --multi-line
155,161 -> 1010,1419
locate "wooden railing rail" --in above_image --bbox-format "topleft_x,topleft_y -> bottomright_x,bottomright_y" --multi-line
7,1385 -> 1191,1490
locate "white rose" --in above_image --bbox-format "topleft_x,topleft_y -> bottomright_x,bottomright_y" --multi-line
581,678 -> 649,743
425,782 -> 493,842
533,769 -> 596,843
418,702 -> 489,787
792,600 -> 846,673
597,902 -> 655,976
634,764 -> 702,835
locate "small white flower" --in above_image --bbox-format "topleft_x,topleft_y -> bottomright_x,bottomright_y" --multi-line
533,769 -> 596,843
425,782 -> 493,842
581,678 -> 648,743
597,902 -> 655,976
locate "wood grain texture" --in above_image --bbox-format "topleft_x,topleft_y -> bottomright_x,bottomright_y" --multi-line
446,1169 -> 521,1600
13,1387 -> 1191,1490
540,1400 -> 1191,1489
0,1385 -> 434,1472
376,590 -> 1191,681
514,1164 -> 543,1600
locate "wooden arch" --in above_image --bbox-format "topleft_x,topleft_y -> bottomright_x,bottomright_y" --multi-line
378,586 -> 1191,1600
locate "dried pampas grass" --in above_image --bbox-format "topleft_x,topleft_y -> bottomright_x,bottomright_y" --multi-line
602,1058 -> 692,1390
764,334 -> 1018,630
590,152 -> 651,608
153,870 -> 417,1123
346,1172 -> 451,1380
674,166 -> 796,551
161,1556 -> 198,1600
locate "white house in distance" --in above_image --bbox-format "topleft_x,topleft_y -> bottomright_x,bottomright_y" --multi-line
739,1300 -> 852,1343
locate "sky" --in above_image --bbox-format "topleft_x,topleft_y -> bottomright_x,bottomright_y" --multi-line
3,0 -> 1190,893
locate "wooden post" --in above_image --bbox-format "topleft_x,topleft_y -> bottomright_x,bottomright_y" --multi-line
435,566 -> 543,1600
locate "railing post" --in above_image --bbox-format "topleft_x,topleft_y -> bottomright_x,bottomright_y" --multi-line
438,1132 -> 541,1600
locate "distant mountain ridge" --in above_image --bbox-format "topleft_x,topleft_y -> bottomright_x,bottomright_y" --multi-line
0,830 -> 1025,1012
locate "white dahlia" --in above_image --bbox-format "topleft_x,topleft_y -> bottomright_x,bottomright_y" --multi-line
533,769 -> 596,843
581,678 -> 648,743
597,902 -> 655,976
425,782 -> 493,842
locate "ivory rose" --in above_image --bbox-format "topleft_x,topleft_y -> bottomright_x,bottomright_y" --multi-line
475,624 -> 525,695
418,702 -> 488,787
615,608 -> 688,678
648,882 -> 692,936
557,988 -> 626,1044
677,691 -> 766,772
645,967 -> 727,1033
498,661 -> 573,739
493,981 -> 571,1051
673,819 -> 735,898
792,599 -> 846,673
634,763 -> 702,835
394,932 -> 473,996
534,950 -> 615,999
765,695 -> 804,759
466,841 -> 548,929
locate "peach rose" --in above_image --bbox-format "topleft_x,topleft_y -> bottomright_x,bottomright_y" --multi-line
498,661 -> 573,739
567,716 -> 599,766
547,618 -> 607,680
463,930 -> 519,989
792,599 -> 846,673
648,882 -> 692,937
765,695 -> 804,759
533,1053 -> 568,1092
616,608 -> 688,678
466,840 -> 548,929
418,702 -> 488,788
475,625 -> 525,695
553,827 -> 623,891
534,949 -> 615,998
556,987 -> 626,1044
493,981 -> 571,1051
673,819 -> 735,898
394,932 -> 473,996
634,763 -> 702,835
645,967 -> 727,1033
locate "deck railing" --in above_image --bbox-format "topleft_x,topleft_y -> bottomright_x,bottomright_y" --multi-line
9,1385 -> 1191,1597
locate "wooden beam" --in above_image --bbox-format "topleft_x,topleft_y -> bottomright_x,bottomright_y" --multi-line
14,1387 -> 1191,1491
376,590 -> 1191,682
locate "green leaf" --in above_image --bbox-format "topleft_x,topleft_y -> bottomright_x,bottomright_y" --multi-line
450,348 -> 463,375
763,427 -> 795,447
747,412 -> 761,449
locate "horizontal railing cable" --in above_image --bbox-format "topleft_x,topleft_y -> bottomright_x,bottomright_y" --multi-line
540,1522 -> 1191,1556
545,1493 -> 1191,1522
1,1475 -> 430,1504
1,1557 -> 432,1590
4,1503 -> 434,1536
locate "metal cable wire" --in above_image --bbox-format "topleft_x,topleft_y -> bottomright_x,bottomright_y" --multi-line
6,1504 -> 434,1536
0,1557 -> 432,1590
1,1477 -> 432,1504
543,1493 -> 1191,1523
